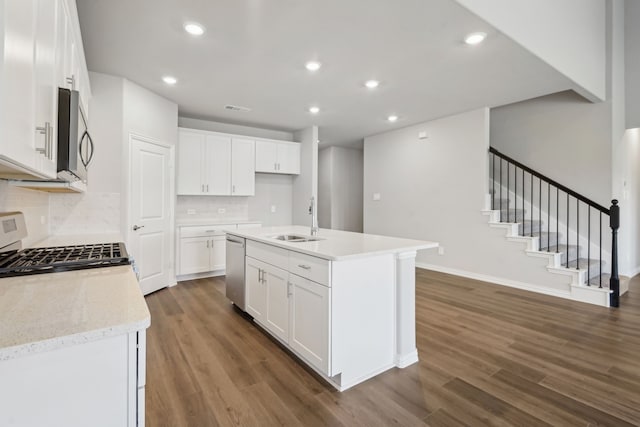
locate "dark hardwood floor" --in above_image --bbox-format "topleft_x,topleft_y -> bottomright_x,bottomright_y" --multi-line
144,270 -> 640,426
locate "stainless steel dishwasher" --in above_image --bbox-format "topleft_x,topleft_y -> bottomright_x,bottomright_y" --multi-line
225,235 -> 246,311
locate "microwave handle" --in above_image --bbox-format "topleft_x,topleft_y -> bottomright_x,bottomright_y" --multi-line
79,131 -> 95,168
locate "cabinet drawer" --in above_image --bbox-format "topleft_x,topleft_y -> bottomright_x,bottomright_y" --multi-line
246,240 -> 289,271
180,224 -> 236,238
289,252 -> 330,286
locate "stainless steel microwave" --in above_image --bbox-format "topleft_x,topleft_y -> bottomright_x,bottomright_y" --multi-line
57,88 -> 94,182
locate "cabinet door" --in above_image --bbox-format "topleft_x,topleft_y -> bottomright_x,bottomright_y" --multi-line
209,235 -> 226,270
264,264 -> 290,342
277,143 -> 300,175
177,130 -> 206,195
205,134 -> 231,195
255,140 -> 277,173
231,138 -> 255,196
179,237 -> 211,275
33,0 -> 58,178
289,275 -> 330,375
0,0 -> 37,171
246,257 -> 267,322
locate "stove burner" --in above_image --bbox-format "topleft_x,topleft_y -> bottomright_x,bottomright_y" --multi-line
0,242 -> 130,277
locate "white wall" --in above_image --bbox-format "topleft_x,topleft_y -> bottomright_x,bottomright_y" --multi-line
317,146 -> 363,232
175,118 -> 295,226
490,91 -> 612,205
626,0 -> 640,129
292,126 -> 318,226
620,128 -> 640,276
318,148 -> 332,229
364,108 -> 569,294
456,0 -> 606,101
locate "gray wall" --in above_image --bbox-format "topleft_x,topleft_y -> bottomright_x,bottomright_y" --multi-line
626,0 -> 640,129
318,146 -> 363,232
490,91 -> 612,205
364,108 -> 569,294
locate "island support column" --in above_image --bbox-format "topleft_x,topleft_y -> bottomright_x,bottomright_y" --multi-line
395,250 -> 418,367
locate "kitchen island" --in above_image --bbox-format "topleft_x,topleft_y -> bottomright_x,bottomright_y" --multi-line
225,225 -> 438,391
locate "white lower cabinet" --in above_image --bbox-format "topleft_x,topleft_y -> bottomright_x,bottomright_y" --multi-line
289,274 -> 330,374
245,244 -> 331,376
0,330 -> 146,427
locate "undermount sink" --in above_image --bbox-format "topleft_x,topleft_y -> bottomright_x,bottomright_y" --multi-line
270,234 -> 324,243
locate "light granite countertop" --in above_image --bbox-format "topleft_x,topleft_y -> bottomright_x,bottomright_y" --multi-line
0,235 -> 150,361
226,225 -> 438,261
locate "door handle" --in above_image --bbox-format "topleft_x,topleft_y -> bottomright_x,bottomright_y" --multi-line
133,225 -> 145,231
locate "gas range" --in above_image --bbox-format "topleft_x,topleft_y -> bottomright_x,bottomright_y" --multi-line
0,212 -> 130,278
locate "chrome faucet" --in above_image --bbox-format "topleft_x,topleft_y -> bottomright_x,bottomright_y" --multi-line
309,196 -> 319,236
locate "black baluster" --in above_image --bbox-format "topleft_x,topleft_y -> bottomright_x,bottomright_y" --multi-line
547,182 -> 550,251
492,154 -> 495,210
507,163 -> 510,223
588,207 -> 591,286
537,177 -> 540,239
610,200 -> 620,307
556,187 -> 560,253
566,193 -> 569,267
599,211 -> 602,288
576,199 -> 579,270
500,158 -> 503,222
522,167 -> 524,234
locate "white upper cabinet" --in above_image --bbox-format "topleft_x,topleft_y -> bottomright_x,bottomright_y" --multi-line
177,128 -> 255,196
231,137 -> 255,196
176,129 -> 206,195
207,135 -> 232,195
255,140 -> 300,174
0,0 -> 90,180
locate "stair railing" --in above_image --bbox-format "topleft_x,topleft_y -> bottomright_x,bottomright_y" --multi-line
489,147 -> 620,307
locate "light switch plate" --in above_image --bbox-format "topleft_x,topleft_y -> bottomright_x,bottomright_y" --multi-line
418,131 -> 428,140
187,209 -> 196,215
373,193 -> 381,201
271,205 -> 277,213
438,246 -> 445,255
218,208 -> 226,214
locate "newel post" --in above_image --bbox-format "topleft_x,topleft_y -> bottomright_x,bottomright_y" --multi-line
609,199 -> 620,308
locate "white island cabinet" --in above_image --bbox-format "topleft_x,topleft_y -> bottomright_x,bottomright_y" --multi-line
228,225 -> 438,391
0,266 -> 150,427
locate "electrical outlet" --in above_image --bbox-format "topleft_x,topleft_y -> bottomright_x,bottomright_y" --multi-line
418,131 -> 428,140
40,215 -> 46,225
373,193 -> 381,201
218,208 -> 226,214
271,205 -> 277,213
438,246 -> 445,255
187,209 -> 196,215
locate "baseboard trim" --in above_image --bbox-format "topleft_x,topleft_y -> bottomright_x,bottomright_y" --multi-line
416,262 -> 571,299
177,270 -> 225,282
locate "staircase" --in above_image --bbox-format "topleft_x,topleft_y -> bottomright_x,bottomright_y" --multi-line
482,148 -> 626,307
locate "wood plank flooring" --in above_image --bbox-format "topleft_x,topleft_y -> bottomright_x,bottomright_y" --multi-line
144,270 -> 640,426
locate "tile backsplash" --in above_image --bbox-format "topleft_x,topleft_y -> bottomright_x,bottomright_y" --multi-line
176,196 -> 249,221
0,181 -> 49,246
49,192 -> 120,235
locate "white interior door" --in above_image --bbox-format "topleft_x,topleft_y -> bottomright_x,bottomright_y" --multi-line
130,136 -> 173,295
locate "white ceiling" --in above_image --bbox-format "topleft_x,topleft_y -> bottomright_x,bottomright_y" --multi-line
77,0 -> 573,147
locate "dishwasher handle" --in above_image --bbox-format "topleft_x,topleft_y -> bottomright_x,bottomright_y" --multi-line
226,237 -> 245,247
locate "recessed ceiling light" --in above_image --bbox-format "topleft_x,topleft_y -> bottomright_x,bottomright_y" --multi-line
387,115 -> 398,122
365,80 -> 380,89
184,22 -> 205,36
162,76 -> 177,85
305,61 -> 322,71
464,32 -> 487,45
309,106 -> 320,114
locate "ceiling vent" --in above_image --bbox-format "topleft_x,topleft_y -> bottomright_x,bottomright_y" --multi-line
224,104 -> 252,112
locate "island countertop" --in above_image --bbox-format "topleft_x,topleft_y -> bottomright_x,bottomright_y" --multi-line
226,225 -> 438,261
0,265 -> 150,361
